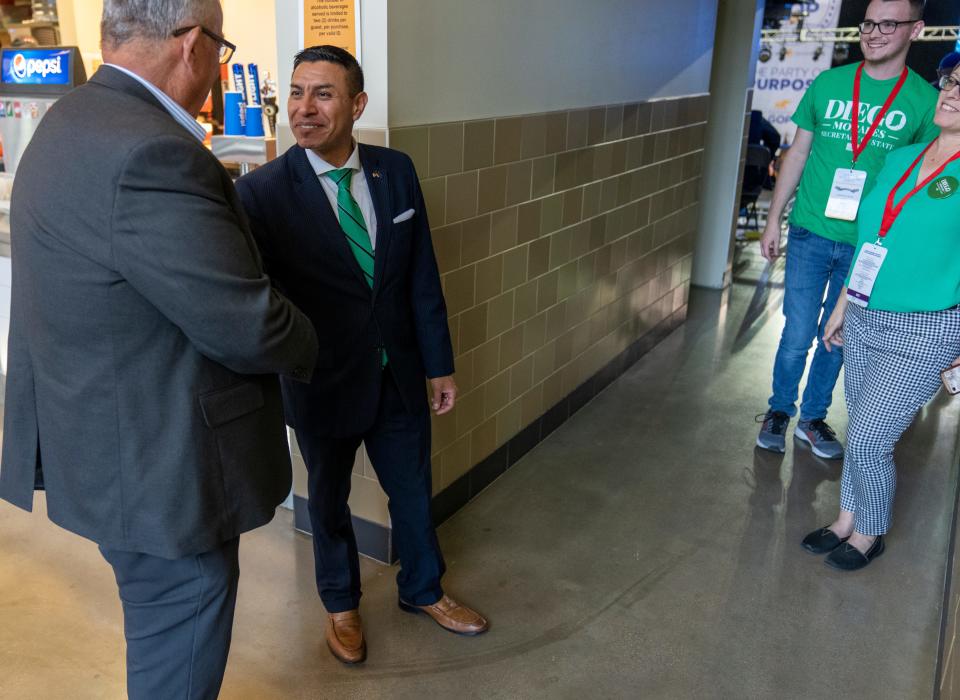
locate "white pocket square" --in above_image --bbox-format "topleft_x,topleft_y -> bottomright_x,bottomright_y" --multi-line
392,208 -> 415,224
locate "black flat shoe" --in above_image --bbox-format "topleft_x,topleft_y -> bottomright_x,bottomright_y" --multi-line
824,536 -> 885,571
801,527 -> 849,554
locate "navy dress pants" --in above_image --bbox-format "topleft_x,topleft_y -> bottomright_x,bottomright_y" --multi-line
100,537 -> 240,700
297,369 -> 445,613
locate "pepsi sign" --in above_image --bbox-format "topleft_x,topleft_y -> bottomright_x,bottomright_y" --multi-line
2,49 -> 71,85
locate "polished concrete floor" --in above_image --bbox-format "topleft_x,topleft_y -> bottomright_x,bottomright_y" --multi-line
2,243 -> 959,699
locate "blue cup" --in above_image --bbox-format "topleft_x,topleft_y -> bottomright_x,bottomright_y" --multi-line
245,104 -> 265,137
223,91 -> 245,135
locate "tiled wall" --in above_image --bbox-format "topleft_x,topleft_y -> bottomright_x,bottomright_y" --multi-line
393,95 -> 710,496
290,95 -> 711,557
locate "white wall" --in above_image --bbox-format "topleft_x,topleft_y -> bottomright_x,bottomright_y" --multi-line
387,0 -> 719,126
692,0 -> 765,289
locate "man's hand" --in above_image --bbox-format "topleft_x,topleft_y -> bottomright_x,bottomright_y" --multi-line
759,220 -> 782,261
822,293 -> 848,352
429,375 -> 457,415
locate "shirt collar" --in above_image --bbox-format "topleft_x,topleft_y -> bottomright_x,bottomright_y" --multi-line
103,63 -> 207,143
305,142 -> 362,178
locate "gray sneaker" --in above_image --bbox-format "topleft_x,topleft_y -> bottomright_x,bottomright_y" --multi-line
794,419 -> 844,460
756,410 -> 790,453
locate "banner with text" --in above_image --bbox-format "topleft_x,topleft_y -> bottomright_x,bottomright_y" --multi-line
752,0 -> 842,145
302,0 -> 360,61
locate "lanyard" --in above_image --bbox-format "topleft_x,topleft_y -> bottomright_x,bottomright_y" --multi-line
851,62 -> 908,165
879,139 -> 960,240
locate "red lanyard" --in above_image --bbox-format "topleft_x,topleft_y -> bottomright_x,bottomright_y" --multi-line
880,140 -> 960,239
851,62 -> 908,165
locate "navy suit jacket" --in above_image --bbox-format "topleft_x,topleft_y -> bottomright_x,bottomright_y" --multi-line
236,144 -> 454,437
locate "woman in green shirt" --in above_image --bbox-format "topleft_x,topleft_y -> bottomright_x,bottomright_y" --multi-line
801,69 -> 960,572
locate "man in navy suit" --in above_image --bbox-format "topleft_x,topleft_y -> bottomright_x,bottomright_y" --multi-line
236,46 -> 488,664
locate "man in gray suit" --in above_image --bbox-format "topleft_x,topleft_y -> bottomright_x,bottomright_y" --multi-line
0,1 -> 317,697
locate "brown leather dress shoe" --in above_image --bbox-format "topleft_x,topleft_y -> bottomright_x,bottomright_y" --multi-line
326,609 -> 366,664
399,594 -> 489,636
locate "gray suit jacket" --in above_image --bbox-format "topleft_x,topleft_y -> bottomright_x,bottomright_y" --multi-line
0,66 -> 318,558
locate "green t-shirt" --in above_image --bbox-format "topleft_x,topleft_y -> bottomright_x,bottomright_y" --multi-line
850,142 -> 960,312
790,62 -> 939,246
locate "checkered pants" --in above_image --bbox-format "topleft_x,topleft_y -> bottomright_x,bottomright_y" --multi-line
840,303 -> 960,535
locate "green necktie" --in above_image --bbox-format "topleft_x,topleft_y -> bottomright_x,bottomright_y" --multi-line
326,167 -> 386,367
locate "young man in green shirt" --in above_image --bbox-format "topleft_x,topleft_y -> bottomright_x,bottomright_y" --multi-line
756,0 -> 937,458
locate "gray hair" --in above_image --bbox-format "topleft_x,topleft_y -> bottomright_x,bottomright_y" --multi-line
101,0 -> 219,49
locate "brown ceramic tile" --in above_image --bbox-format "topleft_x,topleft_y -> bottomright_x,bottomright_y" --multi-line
487,290 -> 515,338
582,182 -> 602,219
520,384 -> 544,427
514,279 -> 538,324
494,117 -> 523,165
531,155 -> 556,199
622,103 -> 639,139
523,312 -> 547,355
496,398 -> 523,446
501,245 -> 528,291
636,102 -> 653,135
527,237 -> 551,280
611,142 -> 628,175
505,160 -> 533,206
359,128 -> 388,148
576,149 -> 596,186
567,109 -> 589,149
548,229 -> 571,270
540,193 -> 564,236
587,108 -> 605,145
470,416 -> 498,465
473,337 -> 501,385
626,137 -> 644,171
499,324 -> 524,370
484,370 -> 511,419
447,313 -> 462,356
545,303 -> 566,341
537,270 -> 559,312
562,189 -> 583,228
521,114 -> 548,160
432,411 -> 458,452
490,207 -> 519,254
390,126 -> 428,177
569,222 -> 592,258
421,176 -> 446,228
460,303 -> 488,353
439,436 -> 469,487
594,143 -> 614,180
455,347 -> 476,394
446,171 -> 479,223
478,165 -> 508,214
455,388 -> 484,439
460,213 -> 491,265
542,369 -> 565,410
604,105 -> 624,142
558,260 -> 578,300
509,355 -> 535,400
555,151 -> 579,192
476,254 -> 504,303
517,201 -> 542,245
464,119 -> 495,171
533,342 -> 557,384
429,122 -> 464,178
554,329 -> 574,366
545,112 -> 568,154
432,222 -> 461,273
443,265 -> 475,314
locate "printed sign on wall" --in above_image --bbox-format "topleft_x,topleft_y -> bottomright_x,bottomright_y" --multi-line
302,0 -> 361,61
752,0 -> 842,144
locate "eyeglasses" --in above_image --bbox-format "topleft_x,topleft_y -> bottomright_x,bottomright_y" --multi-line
940,74 -> 960,93
858,19 -> 920,35
172,25 -> 236,64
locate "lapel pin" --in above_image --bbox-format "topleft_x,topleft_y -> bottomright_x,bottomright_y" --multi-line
371,170 -> 381,178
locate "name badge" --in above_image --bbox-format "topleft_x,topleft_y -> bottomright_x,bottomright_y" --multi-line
846,242 -> 888,307
825,168 -> 868,221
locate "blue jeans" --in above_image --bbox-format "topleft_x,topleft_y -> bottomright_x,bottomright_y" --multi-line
768,224 -> 855,421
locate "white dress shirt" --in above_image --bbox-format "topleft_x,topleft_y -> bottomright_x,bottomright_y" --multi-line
305,144 -> 379,251
103,63 -> 207,143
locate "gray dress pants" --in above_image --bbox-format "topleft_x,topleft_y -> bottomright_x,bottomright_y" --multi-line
100,537 -> 240,700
